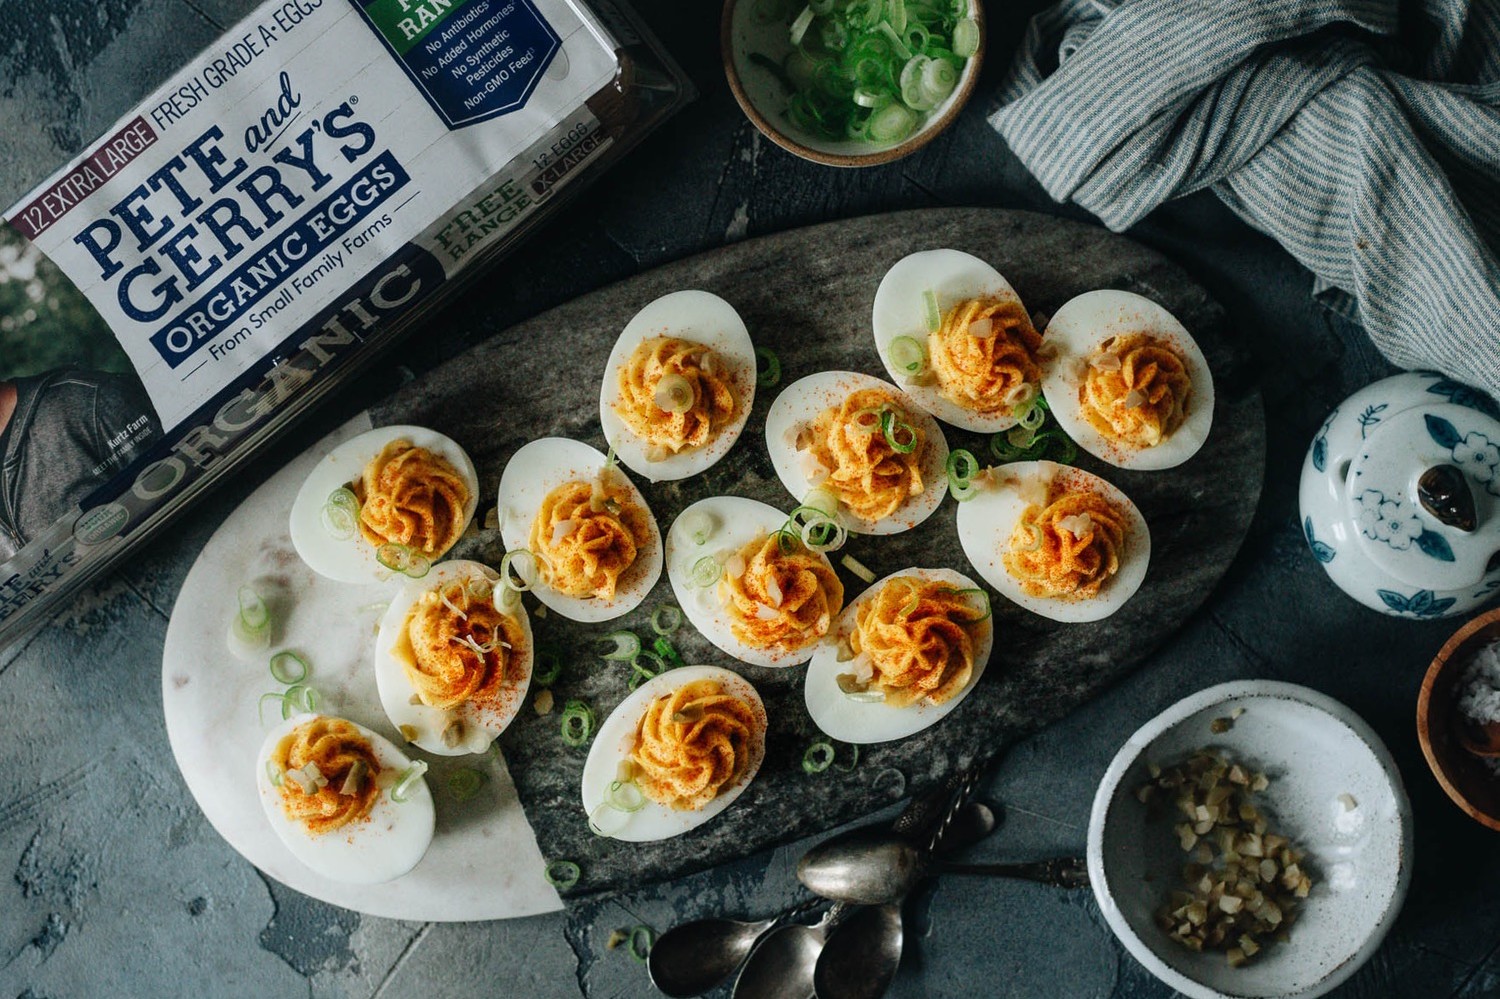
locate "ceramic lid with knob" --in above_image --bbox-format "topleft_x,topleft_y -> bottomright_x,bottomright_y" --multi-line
1300,372 -> 1500,619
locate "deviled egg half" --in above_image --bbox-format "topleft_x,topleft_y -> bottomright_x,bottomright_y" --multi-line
581,665 -> 766,842
1040,290 -> 1214,470
496,437 -> 662,623
290,425 -> 479,584
873,249 -> 1043,433
806,566 -> 993,744
666,496 -> 844,669
374,560 -> 532,756
765,370 -> 949,535
599,290 -> 758,482
956,460 -> 1150,622
256,713 -> 435,884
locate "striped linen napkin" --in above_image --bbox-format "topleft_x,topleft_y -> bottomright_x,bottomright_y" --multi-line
991,0 -> 1500,398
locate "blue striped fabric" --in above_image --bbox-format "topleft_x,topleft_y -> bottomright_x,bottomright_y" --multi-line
990,0 -> 1500,397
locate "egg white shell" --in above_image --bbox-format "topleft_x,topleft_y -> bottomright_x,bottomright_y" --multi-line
666,496 -> 838,668
255,713 -> 435,885
764,370 -> 950,535
1040,290 -> 1215,470
374,560 -> 533,756
955,460 -> 1151,623
580,665 -> 766,842
872,249 -> 1032,432
598,290 -> 758,482
289,425 -> 480,584
496,437 -> 663,623
805,566 -> 993,745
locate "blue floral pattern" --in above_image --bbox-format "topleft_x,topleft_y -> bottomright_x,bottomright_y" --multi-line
1303,516 -> 1335,563
1452,430 -> 1500,497
1355,488 -> 1455,561
1357,404 -> 1387,438
1423,374 -> 1500,420
1311,407 -> 1337,473
1377,588 -> 1457,618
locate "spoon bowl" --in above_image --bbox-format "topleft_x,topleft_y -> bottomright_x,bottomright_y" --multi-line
731,910 -> 839,999
648,914 -> 780,998
813,903 -> 904,999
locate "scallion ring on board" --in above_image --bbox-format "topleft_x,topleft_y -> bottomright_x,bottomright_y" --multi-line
755,347 -> 782,388
841,554 -> 876,584
560,700 -> 596,747
532,647 -> 564,686
803,741 -> 836,774
390,761 -> 429,803
544,859 -> 581,889
447,768 -> 486,802
234,585 -> 271,643
1019,401 -> 1047,431
650,605 -> 682,636
888,335 -> 928,377
281,684 -> 320,719
269,651 -> 309,685
652,638 -> 685,670
835,743 -> 861,772
628,926 -> 655,963
597,630 -> 641,662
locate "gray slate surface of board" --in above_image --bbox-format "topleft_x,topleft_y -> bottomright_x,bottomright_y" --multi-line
378,207 -> 1264,894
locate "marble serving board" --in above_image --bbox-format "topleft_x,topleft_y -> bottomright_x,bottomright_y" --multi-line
163,208 -> 1264,916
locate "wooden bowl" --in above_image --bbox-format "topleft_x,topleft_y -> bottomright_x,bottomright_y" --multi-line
721,0 -> 986,168
1417,605 -> 1500,831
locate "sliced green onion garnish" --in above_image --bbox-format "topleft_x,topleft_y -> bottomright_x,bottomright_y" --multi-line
889,335 -> 928,377
835,743 -> 861,772
326,487 -> 359,513
499,549 -> 537,593
866,101 -> 917,143
653,638 -> 685,670
269,651 -> 309,685
1007,424 -> 1038,450
789,4 -> 815,44
390,761 -> 429,803
940,586 -> 992,622
597,630 -> 641,662
544,859 -> 580,889
946,449 -> 979,485
851,407 -> 884,435
560,700 -> 596,747
923,290 -> 942,333
606,780 -> 647,813
689,554 -> 722,588
950,477 -> 979,502
756,347 -> 782,388
258,692 -> 285,727
952,16 -> 979,58
800,488 -> 841,519
800,517 -> 847,554
265,760 -> 283,787
803,741 -> 836,774
533,647 -> 563,686
281,684 -> 320,719
628,925 -> 655,963
375,543 -> 431,579
1019,401 -> 1047,431
650,605 -> 682,636
321,504 -> 357,541
880,409 -> 918,454
589,801 -> 632,836
233,585 -> 272,646
678,509 -> 715,546
447,768 -> 486,802
841,554 -> 876,584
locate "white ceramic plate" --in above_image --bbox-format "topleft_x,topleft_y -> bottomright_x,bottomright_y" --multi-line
804,566 -> 992,744
598,290 -> 757,482
1088,681 -> 1413,999
580,665 -> 767,842
764,370 -> 949,535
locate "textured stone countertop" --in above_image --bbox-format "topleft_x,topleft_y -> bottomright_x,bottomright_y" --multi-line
3,2 -> 1498,998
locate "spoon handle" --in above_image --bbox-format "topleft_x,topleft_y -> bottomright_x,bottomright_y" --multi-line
936,856 -> 1090,889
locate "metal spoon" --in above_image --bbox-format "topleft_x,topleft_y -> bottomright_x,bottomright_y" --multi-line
647,902 -> 815,998
798,832 -> 1089,905
812,903 -> 903,999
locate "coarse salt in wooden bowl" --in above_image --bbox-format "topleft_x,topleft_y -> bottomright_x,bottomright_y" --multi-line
721,0 -> 985,168
1418,605 -> 1500,831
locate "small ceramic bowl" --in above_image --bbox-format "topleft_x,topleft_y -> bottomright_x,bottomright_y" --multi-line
721,0 -> 986,167
1418,606 -> 1500,830
1088,681 -> 1412,999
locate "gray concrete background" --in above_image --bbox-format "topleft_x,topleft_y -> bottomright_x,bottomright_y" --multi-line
2,1 -> 1497,997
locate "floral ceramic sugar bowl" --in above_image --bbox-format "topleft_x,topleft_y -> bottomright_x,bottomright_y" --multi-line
1300,372 -> 1500,619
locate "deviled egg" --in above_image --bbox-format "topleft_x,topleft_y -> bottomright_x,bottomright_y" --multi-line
256,713 -> 434,884
765,370 -> 949,535
806,567 -> 993,744
1040,290 -> 1214,470
873,249 -> 1042,432
956,460 -> 1150,622
374,560 -> 532,756
581,665 -> 766,842
496,437 -> 662,623
290,425 -> 479,584
599,290 -> 758,482
666,496 -> 844,668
